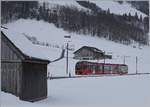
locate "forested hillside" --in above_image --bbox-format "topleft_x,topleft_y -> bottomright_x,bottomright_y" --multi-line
127,1 -> 149,15
1,1 -> 149,45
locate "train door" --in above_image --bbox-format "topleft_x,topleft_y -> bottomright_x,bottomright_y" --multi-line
91,64 -> 95,74
112,65 -> 118,74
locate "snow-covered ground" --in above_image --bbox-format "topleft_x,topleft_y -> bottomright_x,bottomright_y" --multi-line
1,75 -> 150,107
1,19 -> 150,107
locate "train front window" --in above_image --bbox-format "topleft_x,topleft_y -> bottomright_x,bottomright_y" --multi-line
82,64 -> 92,70
76,63 -> 82,70
76,63 -> 89,70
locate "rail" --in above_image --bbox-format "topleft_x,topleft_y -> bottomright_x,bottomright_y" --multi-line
48,73 -> 150,80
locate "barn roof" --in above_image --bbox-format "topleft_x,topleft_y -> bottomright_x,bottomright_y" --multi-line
74,46 -> 104,54
1,27 -> 61,63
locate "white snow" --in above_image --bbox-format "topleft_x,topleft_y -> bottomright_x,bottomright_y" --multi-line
89,0 -> 147,18
1,19 -> 150,107
1,75 -> 150,107
39,0 -> 89,11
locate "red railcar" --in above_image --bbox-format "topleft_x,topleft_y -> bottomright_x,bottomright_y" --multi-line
75,61 -> 128,75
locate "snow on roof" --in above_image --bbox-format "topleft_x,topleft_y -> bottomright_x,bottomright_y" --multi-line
4,19 -> 68,45
74,46 -> 103,54
1,28 -> 62,61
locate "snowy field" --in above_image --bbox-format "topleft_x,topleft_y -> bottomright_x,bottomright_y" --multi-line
1,75 -> 150,107
1,19 -> 150,107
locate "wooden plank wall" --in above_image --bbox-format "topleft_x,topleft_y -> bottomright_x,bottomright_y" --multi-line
20,62 -> 47,101
1,62 -> 22,96
1,34 -> 22,97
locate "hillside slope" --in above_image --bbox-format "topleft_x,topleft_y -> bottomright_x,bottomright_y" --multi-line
3,19 -> 150,76
83,0 -> 147,17
39,0 -> 90,11
2,1 -> 148,45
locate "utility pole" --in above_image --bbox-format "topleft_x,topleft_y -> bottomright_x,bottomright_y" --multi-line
64,35 -> 71,75
66,42 -> 69,75
103,51 -> 105,64
136,56 -> 138,74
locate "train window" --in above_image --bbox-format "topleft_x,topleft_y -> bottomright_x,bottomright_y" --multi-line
111,65 -> 119,71
82,65 -> 87,70
85,65 -> 90,70
92,65 -> 96,71
104,65 -> 111,71
95,66 -> 98,71
120,66 -> 128,71
88,64 -> 95,71
97,65 -> 103,70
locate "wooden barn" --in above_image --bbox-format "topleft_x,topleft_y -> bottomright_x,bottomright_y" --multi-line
73,46 -> 112,60
1,28 -> 50,102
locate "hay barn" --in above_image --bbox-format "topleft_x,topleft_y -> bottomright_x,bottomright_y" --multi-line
1,27 -> 50,102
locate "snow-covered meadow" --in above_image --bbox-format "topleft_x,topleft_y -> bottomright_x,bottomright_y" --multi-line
1,75 -> 150,107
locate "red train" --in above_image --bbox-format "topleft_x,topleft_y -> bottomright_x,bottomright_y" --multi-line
75,61 -> 128,75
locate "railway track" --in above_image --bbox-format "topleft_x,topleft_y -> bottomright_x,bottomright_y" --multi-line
48,72 -> 150,80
